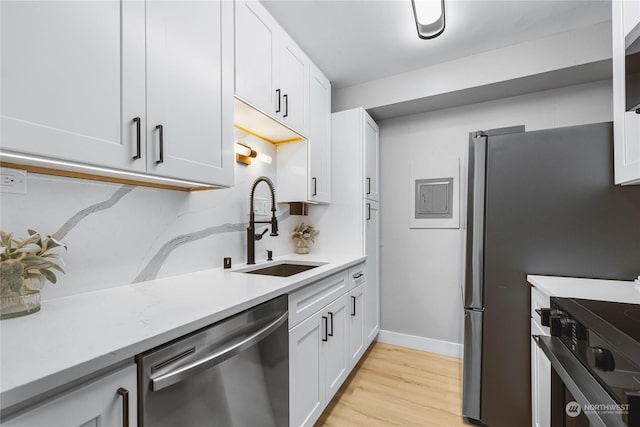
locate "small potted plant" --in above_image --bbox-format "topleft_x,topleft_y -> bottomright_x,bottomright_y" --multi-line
291,222 -> 319,254
0,230 -> 67,319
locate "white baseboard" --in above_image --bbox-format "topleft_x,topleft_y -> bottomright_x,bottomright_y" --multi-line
376,329 -> 463,359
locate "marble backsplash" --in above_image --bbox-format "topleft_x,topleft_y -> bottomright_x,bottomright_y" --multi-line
0,134 -> 303,301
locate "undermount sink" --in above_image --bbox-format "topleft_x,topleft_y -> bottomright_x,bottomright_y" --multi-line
238,261 -> 324,277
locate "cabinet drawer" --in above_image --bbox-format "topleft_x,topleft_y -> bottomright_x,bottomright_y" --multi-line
4,364 -> 137,427
531,287 -> 550,321
289,270 -> 348,328
347,263 -> 365,291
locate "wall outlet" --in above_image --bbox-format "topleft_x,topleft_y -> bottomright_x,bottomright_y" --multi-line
0,168 -> 27,194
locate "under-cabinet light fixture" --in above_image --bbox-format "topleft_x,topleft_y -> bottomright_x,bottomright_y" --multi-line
411,0 -> 445,39
235,143 -> 272,165
0,152 -> 218,189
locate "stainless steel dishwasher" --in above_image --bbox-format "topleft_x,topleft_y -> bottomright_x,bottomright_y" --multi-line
137,295 -> 289,427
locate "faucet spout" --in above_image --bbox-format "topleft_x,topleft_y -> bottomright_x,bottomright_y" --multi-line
247,176 -> 278,264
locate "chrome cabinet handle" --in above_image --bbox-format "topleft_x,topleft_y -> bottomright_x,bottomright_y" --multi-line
283,94 -> 288,118
322,316 -> 328,342
312,177 -> 317,196
328,312 -> 334,337
151,312 -> 288,391
117,388 -> 129,427
366,203 -> 371,221
132,117 -> 141,160
351,296 -> 356,316
156,124 -> 164,164
366,177 -> 371,195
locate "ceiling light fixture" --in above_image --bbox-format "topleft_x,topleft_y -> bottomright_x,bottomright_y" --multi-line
235,143 -> 273,165
411,0 -> 445,39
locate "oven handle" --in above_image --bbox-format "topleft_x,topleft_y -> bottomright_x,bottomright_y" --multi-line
151,311 -> 288,392
533,335 -> 627,427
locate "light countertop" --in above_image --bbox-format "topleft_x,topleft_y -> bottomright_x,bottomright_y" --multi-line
527,275 -> 640,304
0,254 -> 366,411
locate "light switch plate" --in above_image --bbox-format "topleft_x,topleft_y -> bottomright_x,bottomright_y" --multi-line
0,168 -> 27,194
252,196 -> 270,216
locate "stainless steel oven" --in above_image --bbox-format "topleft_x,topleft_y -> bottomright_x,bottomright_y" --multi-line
136,295 -> 289,427
534,298 -> 640,427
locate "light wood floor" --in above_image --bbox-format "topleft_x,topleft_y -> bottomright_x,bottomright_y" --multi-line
315,342 -> 470,427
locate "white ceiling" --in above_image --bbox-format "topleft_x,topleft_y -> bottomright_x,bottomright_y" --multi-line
261,0 -> 611,89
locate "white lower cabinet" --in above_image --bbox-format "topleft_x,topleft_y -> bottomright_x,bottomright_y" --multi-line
347,284 -> 366,370
289,263 -> 370,427
531,320 -> 551,427
530,287 -> 551,427
289,294 -> 348,427
323,295 -> 349,401
3,364 -> 137,427
364,200 -> 380,344
289,309 -> 325,427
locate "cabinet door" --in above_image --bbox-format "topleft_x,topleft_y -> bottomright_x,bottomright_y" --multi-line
4,365 -> 137,427
235,0 -> 279,117
364,200 -> 380,344
363,112 -> 380,201
347,284 -> 366,370
531,320 -> 551,427
622,111 -> 640,183
279,33 -> 309,136
613,0 -> 640,184
146,0 -> 233,186
308,64 -> 332,203
1,0 -> 146,171
289,313 -> 324,427
324,295 -> 349,402
624,0 -> 640,37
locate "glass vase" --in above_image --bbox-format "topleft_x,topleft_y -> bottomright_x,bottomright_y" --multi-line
1,279 -> 41,320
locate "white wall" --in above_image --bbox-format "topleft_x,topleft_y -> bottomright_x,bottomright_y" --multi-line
0,132 -> 301,300
333,23 -> 611,114
378,80 -> 612,348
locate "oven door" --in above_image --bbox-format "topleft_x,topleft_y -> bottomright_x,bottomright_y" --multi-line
535,335 -> 628,427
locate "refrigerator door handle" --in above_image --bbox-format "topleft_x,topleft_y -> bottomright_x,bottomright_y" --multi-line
466,134 -> 487,309
463,309 -> 483,421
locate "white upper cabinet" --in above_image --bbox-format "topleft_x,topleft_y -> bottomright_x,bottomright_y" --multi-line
146,0 -> 234,185
1,0 -> 146,172
235,0 -> 309,137
235,0 -> 279,118
612,0 -> 640,185
364,112 -> 380,200
1,0 -> 234,188
308,64 -> 332,203
276,63 -> 331,204
279,32 -> 309,134
624,0 -> 640,37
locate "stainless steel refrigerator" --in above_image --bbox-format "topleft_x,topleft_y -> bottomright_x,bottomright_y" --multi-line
462,122 -> 640,426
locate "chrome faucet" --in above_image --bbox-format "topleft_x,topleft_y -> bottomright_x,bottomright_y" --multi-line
247,176 -> 279,264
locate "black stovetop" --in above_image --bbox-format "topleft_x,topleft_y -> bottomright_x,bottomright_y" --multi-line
575,298 -> 640,343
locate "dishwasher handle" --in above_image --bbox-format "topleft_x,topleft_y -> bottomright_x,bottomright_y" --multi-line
151,311 -> 288,392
